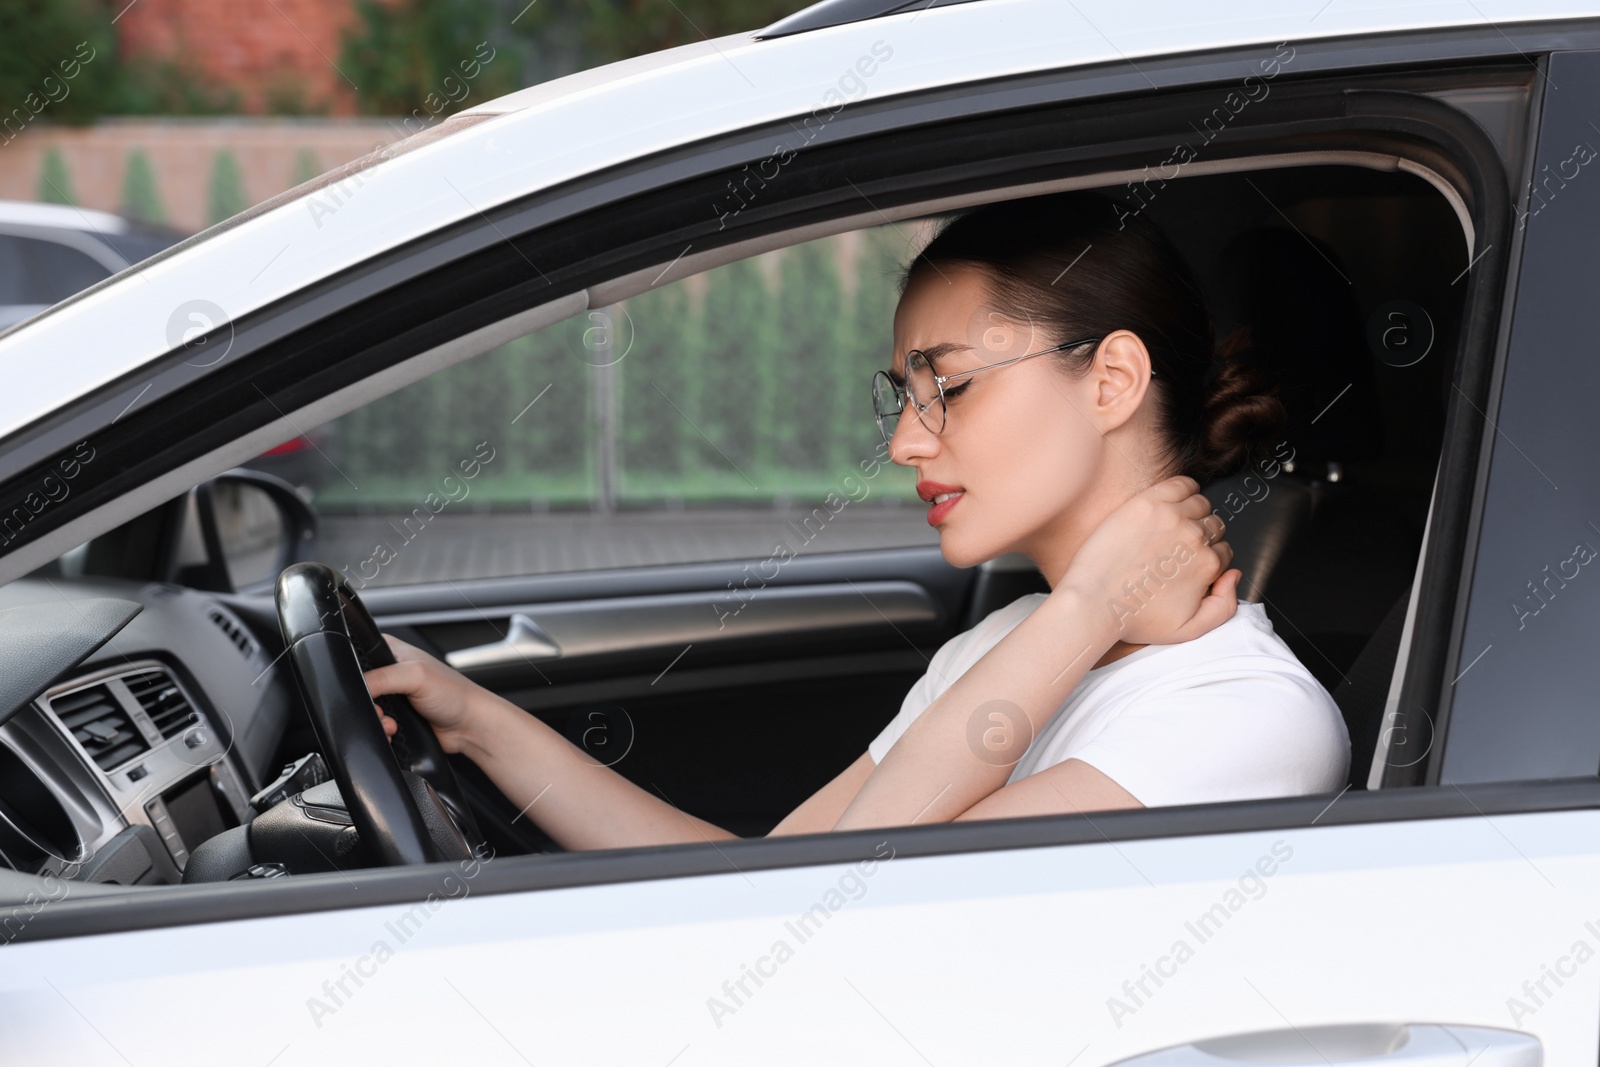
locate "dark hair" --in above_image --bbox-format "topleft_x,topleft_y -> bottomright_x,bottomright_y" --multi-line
903,191 -> 1284,481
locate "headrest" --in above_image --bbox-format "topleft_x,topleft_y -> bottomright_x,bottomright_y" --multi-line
1212,227 -> 1384,466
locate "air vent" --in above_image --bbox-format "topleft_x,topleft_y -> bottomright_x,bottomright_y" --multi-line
208,608 -> 257,658
52,684 -> 149,772
124,669 -> 198,740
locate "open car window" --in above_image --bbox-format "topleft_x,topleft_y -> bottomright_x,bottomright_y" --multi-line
17,157 -> 1472,858
308,223 -> 934,587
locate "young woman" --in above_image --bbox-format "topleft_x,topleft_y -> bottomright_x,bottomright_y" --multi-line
364,191 -> 1350,850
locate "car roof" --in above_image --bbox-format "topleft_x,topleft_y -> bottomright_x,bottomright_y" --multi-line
757,0 -> 989,39
0,0 -> 1594,446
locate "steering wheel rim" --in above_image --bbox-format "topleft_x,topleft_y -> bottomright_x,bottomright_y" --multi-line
275,561 -> 483,866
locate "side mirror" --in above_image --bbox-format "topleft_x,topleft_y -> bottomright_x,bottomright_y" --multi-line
175,469 -> 319,593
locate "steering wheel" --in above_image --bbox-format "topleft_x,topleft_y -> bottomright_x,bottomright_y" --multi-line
275,562 -> 485,866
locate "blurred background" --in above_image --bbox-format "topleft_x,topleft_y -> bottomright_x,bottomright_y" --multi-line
3,0 -> 937,584
0,0 -> 818,231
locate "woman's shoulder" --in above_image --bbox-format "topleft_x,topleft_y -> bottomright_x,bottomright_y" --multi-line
1138,602 -> 1315,675
1105,602 -> 1343,722
1051,602 -> 1350,801
1211,603 -> 1334,695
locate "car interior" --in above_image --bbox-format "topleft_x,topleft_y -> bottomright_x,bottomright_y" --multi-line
0,62 -> 1503,897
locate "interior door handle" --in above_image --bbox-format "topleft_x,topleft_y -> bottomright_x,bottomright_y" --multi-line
444,613 -> 561,671
1109,1024 -> 1540,1066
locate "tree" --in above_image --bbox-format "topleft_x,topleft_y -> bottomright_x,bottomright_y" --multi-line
619,284 -> 700,485
119,148 -> 165,224
509,321 -> 593,497
697,258 -> 774,495
505,0 -> 805,74
36,147 -> 74,204
0,0 -> 116,127
291,147 -> 321,187
772,240 -> 844,474
263,71 -> 325,117
111,54 -> 240,116
207,149 -> 247,225
841,226 -> 908,470
341,0 -> 518,119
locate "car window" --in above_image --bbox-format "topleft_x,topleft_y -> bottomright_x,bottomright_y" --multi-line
0,235 -> 111,306
1438,49 -> 1600,785
309,225 -> 934,585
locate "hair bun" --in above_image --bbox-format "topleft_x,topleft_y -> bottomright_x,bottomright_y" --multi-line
1199,325 -> 1286,479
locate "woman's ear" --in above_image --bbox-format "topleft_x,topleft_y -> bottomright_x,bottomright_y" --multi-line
1090,330 -> 1154,432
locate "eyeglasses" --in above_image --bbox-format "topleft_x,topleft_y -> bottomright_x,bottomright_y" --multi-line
871,335 -> 1105,446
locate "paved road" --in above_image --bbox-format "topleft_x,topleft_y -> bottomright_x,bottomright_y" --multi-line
315,505 -> 939,586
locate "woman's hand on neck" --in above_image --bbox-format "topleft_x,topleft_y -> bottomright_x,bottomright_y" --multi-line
1047,474 -> 1242,648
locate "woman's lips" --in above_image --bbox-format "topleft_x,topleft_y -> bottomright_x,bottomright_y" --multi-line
925,491 -> 964,526
917,481 -> 966,527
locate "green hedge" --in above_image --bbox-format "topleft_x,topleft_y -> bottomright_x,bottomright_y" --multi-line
317,229 -> 920,510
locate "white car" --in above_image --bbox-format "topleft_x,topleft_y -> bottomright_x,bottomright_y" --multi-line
0,1 -> 1596,1064
0,201 -> 181,331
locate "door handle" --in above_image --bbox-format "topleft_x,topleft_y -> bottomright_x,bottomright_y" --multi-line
1110,1023 -> 1539,1065
444,613 -> 561,671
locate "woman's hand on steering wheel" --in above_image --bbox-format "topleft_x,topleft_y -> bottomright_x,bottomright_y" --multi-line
1057,474 -> 1240,646
364,635 -> 485,756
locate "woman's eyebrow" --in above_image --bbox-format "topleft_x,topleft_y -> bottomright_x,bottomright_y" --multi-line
918,342 -> 973,365
888,341 -> 973,381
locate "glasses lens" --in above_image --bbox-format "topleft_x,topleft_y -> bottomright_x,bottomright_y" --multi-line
871,371 -> 902,442
905,352 -> 945,434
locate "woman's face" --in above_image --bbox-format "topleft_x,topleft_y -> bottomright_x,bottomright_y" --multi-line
888,264 -> 1155,578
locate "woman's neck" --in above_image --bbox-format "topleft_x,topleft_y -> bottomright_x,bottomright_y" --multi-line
1025,477 -> 1166,669
1030,542 -> 1146,670
1028,461 -> 1180,591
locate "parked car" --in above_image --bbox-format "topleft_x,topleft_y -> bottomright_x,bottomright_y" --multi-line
0,1 -> 1597,1064
0,201 -> 183,332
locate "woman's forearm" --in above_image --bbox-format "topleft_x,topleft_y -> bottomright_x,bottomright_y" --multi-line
832,586 -> 1119,830
456,693 -> 736,851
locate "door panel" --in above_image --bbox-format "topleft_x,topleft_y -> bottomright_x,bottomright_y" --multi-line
381,579 -> 942,678
359,546 -> 970,660
356,545 -> 975,840
5,799 -> 1595,1064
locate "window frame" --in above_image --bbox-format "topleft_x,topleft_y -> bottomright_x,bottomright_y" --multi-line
0,54 -> 1565,940
1437,49 -> 1600,785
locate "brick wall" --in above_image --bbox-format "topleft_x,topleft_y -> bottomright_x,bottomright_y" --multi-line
116,0 -> 368,116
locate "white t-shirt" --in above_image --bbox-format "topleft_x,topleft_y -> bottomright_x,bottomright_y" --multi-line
867,595 -> 1350,807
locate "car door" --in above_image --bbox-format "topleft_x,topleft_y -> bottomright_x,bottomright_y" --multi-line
5,27 -> 1600,1067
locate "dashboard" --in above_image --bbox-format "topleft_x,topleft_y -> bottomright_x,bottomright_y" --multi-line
0,577 -> 294,886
